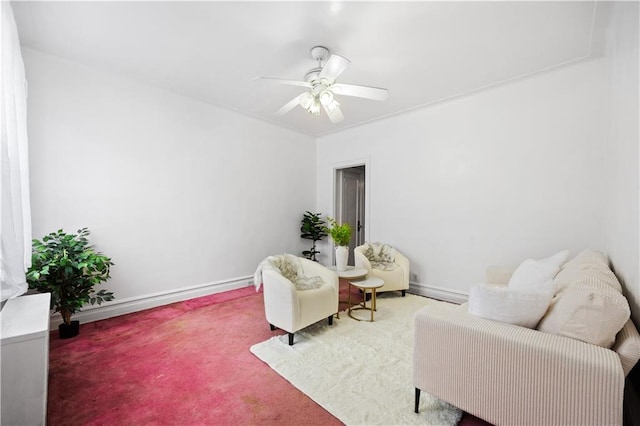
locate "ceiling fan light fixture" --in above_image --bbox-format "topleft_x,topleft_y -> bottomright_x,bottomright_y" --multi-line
319,90 -> 334,106
326,98 -> 341,112
308,101 -> 321,115
300,92 -> 314,110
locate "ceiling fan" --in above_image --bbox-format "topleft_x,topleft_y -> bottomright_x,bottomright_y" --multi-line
259,46 -> 389,123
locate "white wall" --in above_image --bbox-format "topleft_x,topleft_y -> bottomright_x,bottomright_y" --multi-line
25,48 -> 316,316
317,58 -> 609,297
602,2 -> 640,324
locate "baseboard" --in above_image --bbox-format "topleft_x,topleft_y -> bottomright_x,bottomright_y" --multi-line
48,275 -> 254,329
409,282 -> 468,305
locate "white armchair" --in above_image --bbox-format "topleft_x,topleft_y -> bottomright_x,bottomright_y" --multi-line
354,243 -> 410,296
258,255 -> 339,345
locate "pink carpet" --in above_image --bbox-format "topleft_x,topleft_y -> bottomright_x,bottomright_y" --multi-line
47,283 -> 490,425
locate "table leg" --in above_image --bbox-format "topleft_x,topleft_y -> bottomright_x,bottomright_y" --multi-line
371,289 -> 377,321
370,289 -> 374,321
373,289 -> 377,311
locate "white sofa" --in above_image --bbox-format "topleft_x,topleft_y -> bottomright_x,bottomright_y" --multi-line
413,250 -> 640,425
354,243 -> 410,295
259,255 -> 339,345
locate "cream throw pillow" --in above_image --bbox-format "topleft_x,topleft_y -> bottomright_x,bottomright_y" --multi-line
468,283 -> 555,329
537,281 -> 630,348
538,249 -> 630,348
553,249 -> 621,294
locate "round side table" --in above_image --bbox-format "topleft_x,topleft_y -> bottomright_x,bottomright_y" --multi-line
348,277 -> 384,322
327,265 -> 367,280
327,266 -> 367,318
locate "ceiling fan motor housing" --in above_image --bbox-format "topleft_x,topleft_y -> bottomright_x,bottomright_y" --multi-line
305,45 -> 331,84
310,46 -> 329,62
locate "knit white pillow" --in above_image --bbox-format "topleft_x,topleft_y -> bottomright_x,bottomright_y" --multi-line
508,251 -> 569,290
468,283 -> 555,329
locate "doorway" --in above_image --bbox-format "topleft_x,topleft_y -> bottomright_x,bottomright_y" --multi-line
335,165 -> 366,265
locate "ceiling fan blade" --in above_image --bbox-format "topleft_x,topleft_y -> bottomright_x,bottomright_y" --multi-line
276,94 -> 304,116
322,103 -> 344,124
331,83 -> 389,101
318,54 -> 350,82
257,77 -> 311,88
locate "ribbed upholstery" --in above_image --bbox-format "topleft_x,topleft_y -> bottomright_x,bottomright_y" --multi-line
612,319 -> 640,377
414,304 -> 625,425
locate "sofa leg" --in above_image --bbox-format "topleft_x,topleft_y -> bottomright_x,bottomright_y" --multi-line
328,315 -> 334,326
414,388 -> 420,413
402,290 -> 406,297
288,333 -> 294,346
269,324 -> 276,331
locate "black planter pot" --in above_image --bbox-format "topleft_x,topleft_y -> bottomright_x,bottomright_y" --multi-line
58,320 -> 80,339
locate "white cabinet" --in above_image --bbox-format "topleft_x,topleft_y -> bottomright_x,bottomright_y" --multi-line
1,293 -> 51,426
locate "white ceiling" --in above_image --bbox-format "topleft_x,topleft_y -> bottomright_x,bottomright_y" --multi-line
11,1 -> 604,137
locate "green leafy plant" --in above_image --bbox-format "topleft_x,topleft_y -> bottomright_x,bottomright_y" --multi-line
300,211 -> 327,261
325,217 -> 352,247
26,228 -> 115,325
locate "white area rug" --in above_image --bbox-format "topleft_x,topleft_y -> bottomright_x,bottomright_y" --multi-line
250,293 -> 462,425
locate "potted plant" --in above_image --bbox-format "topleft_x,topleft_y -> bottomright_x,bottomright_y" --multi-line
26,228 -> 115,339
300,211 -> 327,261
325,217 -> 352,271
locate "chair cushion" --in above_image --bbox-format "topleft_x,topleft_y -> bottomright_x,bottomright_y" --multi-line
468,283 -> 554,329
268,254 -> 323,291
363,243 -> 398,271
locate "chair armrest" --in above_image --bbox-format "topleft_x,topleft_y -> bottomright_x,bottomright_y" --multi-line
485,265 -> 515,285
262,269 -> 298,328
394,251 -> 410,285
262,270 -> 297,304
414,304 -> 624,425
354,247 -> 373,278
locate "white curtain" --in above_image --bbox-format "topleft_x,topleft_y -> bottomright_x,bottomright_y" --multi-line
1,3 -> 31,303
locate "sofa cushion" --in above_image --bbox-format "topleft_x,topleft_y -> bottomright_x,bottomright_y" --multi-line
554,250 -> 621,294
572,249 -> 609,266
537,280 -> 630,348
468,283 -> 555,329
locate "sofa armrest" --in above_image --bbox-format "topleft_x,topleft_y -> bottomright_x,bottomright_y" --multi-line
612,319 -> 640,377
414,304 -> 624,425
485,265 -> 514,285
